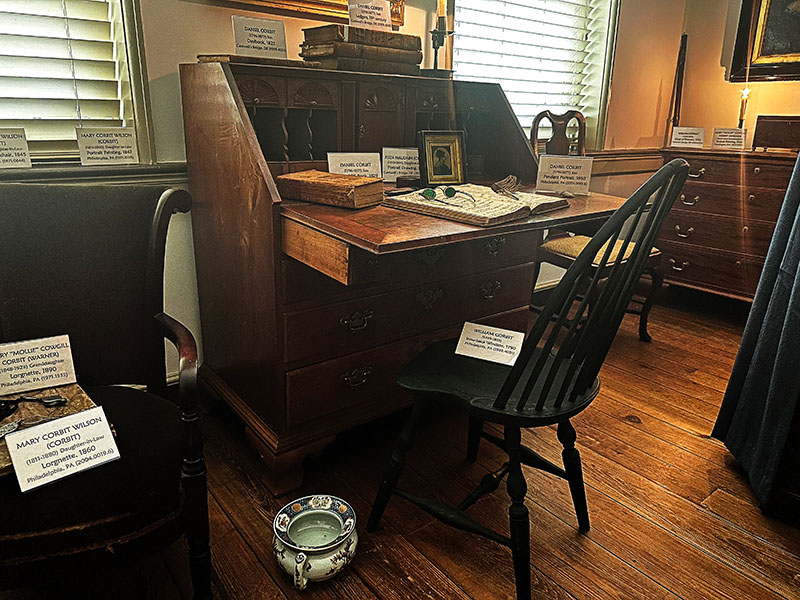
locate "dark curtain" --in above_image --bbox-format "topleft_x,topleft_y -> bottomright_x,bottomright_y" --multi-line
712,154 -> 800,505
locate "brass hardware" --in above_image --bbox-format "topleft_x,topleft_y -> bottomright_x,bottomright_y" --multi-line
310,100 -> 317,106
416,288 -> 443,310
753,167 -> 761,175
742,226 -> 749,234
479,280 -> 501,300
735,260 -> 742,267
483,236 -> 506,256
748,194 -> 755,203
418,247 -> 444,269
359,124 -> 366,140
680,194 -> 700,206
340,310 -> 374,332
668,258 -> 689,271
253,97 -> 261,104
688,167 -> 705,178
341,366 -> 372,388
674,225 -> 694,238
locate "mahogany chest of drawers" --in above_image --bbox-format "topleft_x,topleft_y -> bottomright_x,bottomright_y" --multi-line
659,149 -> 797,300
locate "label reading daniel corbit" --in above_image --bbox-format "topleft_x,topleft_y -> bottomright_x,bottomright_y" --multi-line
76,128 -> 139,165
0,335 -> 76,396
348,0 -> 392,31
455,322 -> 525,366
0,128 -> 32,169
231,15 -> 287,59
328,152 -> 382,178
6,406 -> 120,492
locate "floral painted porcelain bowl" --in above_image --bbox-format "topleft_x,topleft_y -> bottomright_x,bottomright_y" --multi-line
272,494 -> 358,590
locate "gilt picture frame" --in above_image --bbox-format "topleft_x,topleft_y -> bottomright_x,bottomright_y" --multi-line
231,0 -> 405,26
731,0 -> 800,81
418,130 -> 466,186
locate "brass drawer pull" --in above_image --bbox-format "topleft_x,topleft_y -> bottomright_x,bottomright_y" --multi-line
340,310 -> 374,332
483,236 -> 506,256
753,167 -> 761,175
680,193 -> 700,206
747,193 -> 755,203
687,167 -> 705,178
341,366 -> 372,388
668,258 -> 690,271
742,226 -> 749,234
418,247 -> 444,269
416,288 -> 443,310
674,225 -> 694,238
480,280 -> 501,300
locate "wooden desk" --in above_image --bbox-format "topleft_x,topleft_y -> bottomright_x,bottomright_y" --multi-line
180,58 -> 625,492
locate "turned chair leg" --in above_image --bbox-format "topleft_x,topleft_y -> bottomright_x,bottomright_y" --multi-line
367,399 -> 427,532
557,420 -> 590,532
182,460 -> 212,599
504,426 -> 531,600
467,415 -> 483,462
638,265 -> 663,343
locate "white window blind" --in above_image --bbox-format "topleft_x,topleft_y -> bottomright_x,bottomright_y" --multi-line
0,0 -> 133,158
453,0 -> 613,147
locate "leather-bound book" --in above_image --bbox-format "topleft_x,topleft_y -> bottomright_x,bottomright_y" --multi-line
276,170 -> 384,208
300,42 -> 423,65
313,57 -> 420,76
302,24 -> 422,51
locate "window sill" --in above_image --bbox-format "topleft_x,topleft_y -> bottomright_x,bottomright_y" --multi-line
0,162 -> 187,184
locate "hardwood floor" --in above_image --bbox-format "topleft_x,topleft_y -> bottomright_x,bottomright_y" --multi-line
6,287 -> 799,599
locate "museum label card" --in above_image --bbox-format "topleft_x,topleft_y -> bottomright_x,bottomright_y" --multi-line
670,126 -> 705,148
328,152 -> 382,178
382,147 -> 420,182
77,128 -> 139,165
0,336 -> 76,396
231,16 -> 287,58
0,129 -> 31,169
455,322 -> 525,366
6,406 -> 120,492
712,127 -> 746,150
536,155 -> 593,195
348,0 -> 392,31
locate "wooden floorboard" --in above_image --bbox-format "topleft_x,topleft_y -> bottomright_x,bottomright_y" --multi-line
5,287 -> 799,599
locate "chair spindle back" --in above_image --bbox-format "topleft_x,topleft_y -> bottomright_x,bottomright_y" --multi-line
493,159 -> 689,413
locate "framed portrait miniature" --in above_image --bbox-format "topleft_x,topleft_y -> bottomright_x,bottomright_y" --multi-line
418,130 -> 466,186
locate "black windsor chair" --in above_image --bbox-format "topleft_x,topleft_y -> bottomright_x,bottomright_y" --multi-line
367,159 -> 689,599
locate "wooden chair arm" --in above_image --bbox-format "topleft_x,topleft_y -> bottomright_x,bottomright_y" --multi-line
155,312 -> 198,413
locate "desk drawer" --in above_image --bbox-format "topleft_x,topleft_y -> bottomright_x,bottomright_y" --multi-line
659,241 -> 764,298
659,210 -> 775,257
282,229 -> 540,307
674,156 -> 793,188
284,262 -> 534,365
676,182 -> 785,221
285,307 -> 530,427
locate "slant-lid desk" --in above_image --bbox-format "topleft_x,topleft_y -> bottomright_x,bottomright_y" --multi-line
180,58 -> 624,493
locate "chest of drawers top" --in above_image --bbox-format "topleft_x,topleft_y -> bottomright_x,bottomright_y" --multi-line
661,148 -> 796,189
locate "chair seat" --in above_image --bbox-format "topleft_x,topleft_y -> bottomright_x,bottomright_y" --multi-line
0,386 -> 183,564
397,338 -> 599,427
540,235 -> 661,266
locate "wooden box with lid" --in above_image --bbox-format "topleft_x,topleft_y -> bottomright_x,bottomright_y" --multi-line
658,148 -> 797,300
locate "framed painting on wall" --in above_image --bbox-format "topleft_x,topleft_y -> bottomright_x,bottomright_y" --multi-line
731,0 -> 800,81
232,0 -> 406,27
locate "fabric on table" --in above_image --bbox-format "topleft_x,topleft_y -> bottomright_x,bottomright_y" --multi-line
712,154 -> 800,505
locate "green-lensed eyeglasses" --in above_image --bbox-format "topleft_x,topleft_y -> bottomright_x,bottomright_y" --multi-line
419,186 -> 476,205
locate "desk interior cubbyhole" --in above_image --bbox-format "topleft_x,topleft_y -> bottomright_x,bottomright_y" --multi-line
250,107 -> 287,161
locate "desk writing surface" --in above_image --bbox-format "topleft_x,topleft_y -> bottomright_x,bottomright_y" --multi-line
280,191 -> 625,255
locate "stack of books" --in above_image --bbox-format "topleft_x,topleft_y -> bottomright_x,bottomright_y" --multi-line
301,25 -> 422,76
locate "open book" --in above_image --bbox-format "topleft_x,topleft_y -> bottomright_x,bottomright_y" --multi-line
383,184 -> 569,226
